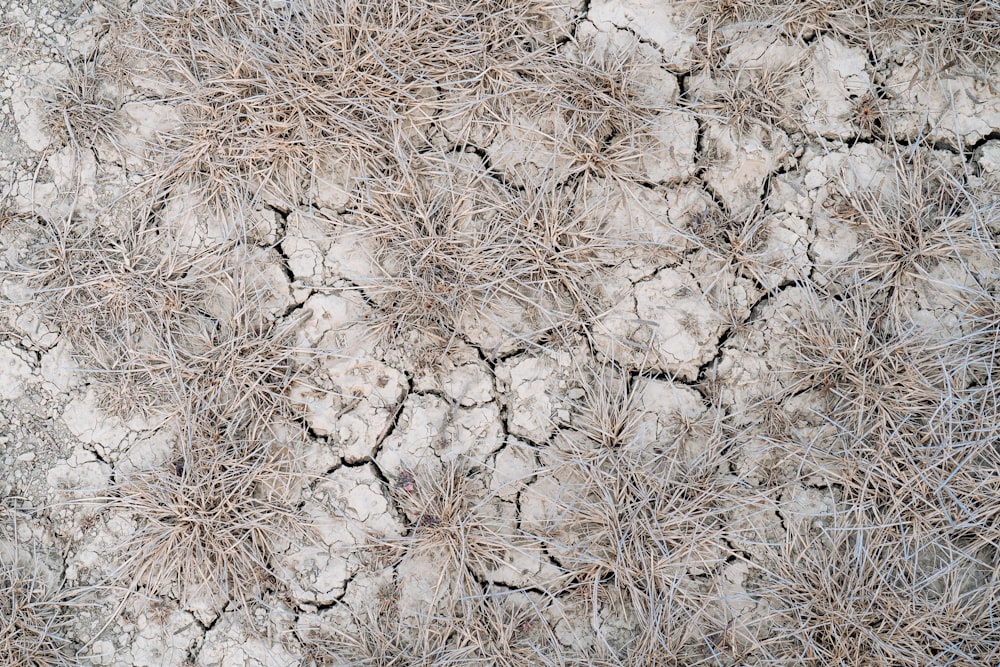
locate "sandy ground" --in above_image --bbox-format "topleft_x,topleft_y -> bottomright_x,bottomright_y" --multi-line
2,0 -> 1000,665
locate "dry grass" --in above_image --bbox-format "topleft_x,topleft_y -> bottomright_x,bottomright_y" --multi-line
302,591 -> 562,667
867,1 -> 1000,76
17,217 -> 307,427
446,593 -> 564,667
352,149 -> 616,348
688,64 -> 799,137
121,0 -> 569,212
384,458 -> 522,606
44,59 -> 121,152
544,35 -> 674,186
532,365 -> 746,661
306,456 -> 565,664
106,421 -> 309,612
142,298 -> 308,428
14,214 -> 313,617
685,203 -> 775,291
0,559 -> 78,667
544,446 -> 735,661
701,0 -> 1000,75
0,511 -> 91,667
755,520 -> 1000,665
10,0 -> 1000,661
830,151 -> 986,292
19,220 -> 150,355
99,0 -> 652,353
782,144 -> 1000,545
785,283 -> 931,434
299,607 -> 454,667
16,218 -> 219,366
14,217 -> 222,421
762,137 -> 1000,662
782,281 -> 1000,533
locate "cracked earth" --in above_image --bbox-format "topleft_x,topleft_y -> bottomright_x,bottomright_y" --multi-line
2,0 -> 1000,665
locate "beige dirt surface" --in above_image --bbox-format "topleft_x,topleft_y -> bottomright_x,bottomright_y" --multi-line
2,0 -> 1000,665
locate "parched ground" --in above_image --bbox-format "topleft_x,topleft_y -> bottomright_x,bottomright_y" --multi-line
2,0 -> 1000,665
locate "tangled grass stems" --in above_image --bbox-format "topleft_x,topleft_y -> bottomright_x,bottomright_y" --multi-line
755,518 -> 1000,665
784,273 -> 1000,539
105,424 -> 310,613
124,0 -> 574,211
43,58 -> 121,152
383,458 -> 529,611
300,586 -> 564,666
299,606 -> 454,667
702,0 -> 1000,75
352,149 -> 615,348
1,510 -> 95,667
687,63 -> 801,137
14,217 -> 225,367
830,150 -> 988,293
16,217 -> 310,427
526,365 -> 750,660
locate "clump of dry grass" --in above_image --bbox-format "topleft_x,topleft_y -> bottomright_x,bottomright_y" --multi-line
124,0 -> 569,212
107,422 -> 309,612
298,606 -> 455,667
302,591 -> 562,667
782,143 -> 1000,541
700,0 -> 1000,75
0,561 -> 78,667
15,217 -> 211,421
685,203 -> 775,290
385,458 -> 521,604
0,512 -> 91,667
143,299 -> 309,429
533,364 -> 743,660
17,218 -> 218,368
830,151 -> 984,292
781,281 -> 995,531
785,283 -> 930,433
298,461 -> 562,664
447,593 -> 563,667
545,440 -> 736,660
756,520 -> 1000,665
17,217 -> 308,428
352,150 -> 616,348
431,3 -> 567,142
706,0 -> 869,43
542,35 -> 674,186
688,63 -> 799,137
868,0 -> 1000,75
44,59 -> 121,152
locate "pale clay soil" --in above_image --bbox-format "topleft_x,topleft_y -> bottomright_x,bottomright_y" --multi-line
2,0 -> 1000,666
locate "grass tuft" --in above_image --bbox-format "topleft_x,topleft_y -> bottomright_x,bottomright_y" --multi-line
699,0 -> 1000,76
352,150 -> 614,348
0,511 -> 92,667
385,458 -> 520,605
122,0 -> 570,212
831,150 -> 984,291
758,520 -> 1000,665
44,59 -> 121,152
689,63 -> 799,137
533,365 -> 743,660
107,423 -> 309,612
